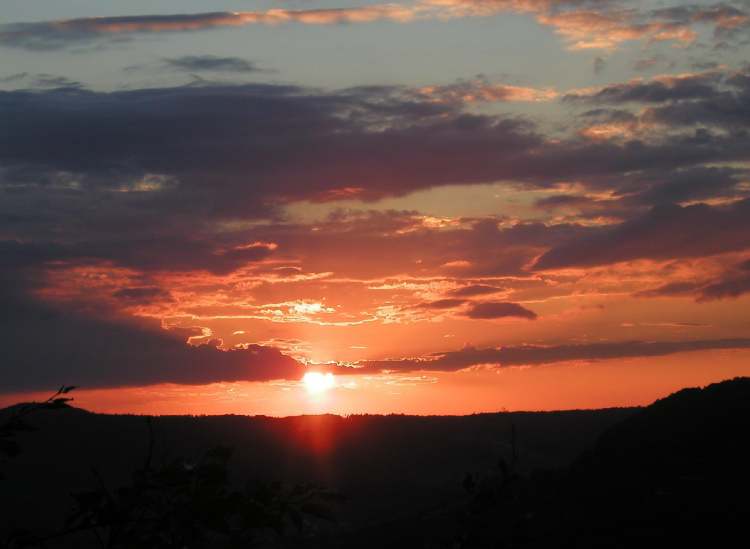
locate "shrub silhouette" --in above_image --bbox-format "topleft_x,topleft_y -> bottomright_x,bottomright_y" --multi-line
0,386 -> 76,479
456,422 -> 532,548
2,388 -> 342,548
452,377 -> 750,548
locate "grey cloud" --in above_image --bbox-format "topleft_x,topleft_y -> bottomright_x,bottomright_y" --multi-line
637,258 -> 750,301
346,338 -> 750,373
0,13 -> 242,51
464,301 -> 537,320
0,290 -> 304,393
565,72 -> 720,104
419,298 -> 467,310
535,199 -> 750,270
163,55 -> 264,73
1,78 -> 750,280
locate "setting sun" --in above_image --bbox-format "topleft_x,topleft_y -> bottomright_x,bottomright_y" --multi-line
303,372 -> 335,394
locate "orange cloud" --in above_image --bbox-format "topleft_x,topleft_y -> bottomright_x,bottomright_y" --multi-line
536,10 -> 696,50
579,122 -> 637,141
418,80 -> 558,103
4,1 -> 738,52
59,6 -> 419,33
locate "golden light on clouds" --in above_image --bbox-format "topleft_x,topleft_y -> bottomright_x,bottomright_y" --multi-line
2,0 -> 750,417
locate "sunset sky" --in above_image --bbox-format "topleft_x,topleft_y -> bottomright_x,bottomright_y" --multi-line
2,0 -> 750,415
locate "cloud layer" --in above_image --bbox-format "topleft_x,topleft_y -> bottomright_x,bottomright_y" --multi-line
350,338 -> 750,373
2,1 -> 746,51
2,8 -> 750,399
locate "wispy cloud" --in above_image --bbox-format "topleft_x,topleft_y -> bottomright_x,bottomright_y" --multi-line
535,200 -> 750,270
349,338 -> 750,373
464,301 -> 538,320
0,6 -> 419,50
564,70 -> 722,104
163,55 -> 265,73
418,79 -> 559,103
637,258 -> 750,302
536,9 -> 696,50
2,1 -> 743,51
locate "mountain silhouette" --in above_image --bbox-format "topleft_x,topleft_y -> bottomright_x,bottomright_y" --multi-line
455,377 -> 750,548
2,377 -> 748,547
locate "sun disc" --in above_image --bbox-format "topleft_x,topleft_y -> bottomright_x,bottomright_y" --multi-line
303,372 -> 335,394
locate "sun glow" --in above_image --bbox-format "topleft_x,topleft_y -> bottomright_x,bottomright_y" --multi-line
303,372 -> 335,394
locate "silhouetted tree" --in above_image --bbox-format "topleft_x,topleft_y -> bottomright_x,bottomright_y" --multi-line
2,388 -> 342,548
0,386 -> 76,479
456,421 -> 531,548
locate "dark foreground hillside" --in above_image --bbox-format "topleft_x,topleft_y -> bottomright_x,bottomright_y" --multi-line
452,377 -> 750,548
2,377 -> 748,547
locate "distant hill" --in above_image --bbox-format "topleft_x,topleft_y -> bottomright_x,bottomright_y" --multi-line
0,402 -> 632,546
561,376 -> 750,546
2,378 -> 748,547
455,377 -> 750,548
